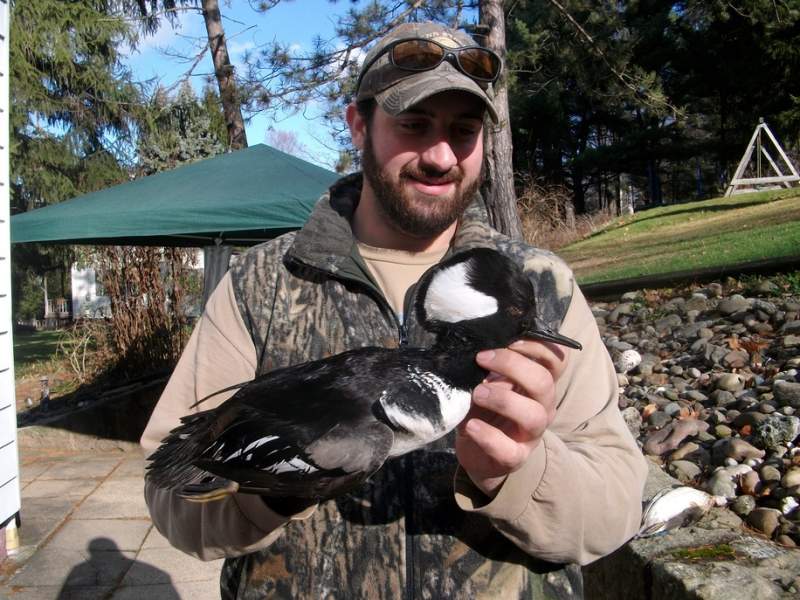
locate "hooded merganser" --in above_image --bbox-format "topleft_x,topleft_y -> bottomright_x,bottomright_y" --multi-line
146,248 -> 581,503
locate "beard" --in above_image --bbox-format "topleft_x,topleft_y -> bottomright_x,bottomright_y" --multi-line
361,134 -> 483,239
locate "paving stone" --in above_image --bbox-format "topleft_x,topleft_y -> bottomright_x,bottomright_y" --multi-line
141,526 -> 172,550
123,547 -> 223,585
18,460 -> 55,483
8,547 -> 136,587
39,457 -> 122,480
48,519 -> 152,552
111,580 -> 220,600
17,496 -> 77,548
0,585 -> 113,599
71,478 -> 149,519
21,478 -> 98,500
113,456 -> 147,478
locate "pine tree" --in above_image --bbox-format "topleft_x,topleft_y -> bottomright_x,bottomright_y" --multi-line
137,82 -> 226,175
10,0 -> 142,319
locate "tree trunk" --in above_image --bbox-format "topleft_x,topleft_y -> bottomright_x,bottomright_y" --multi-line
201,0 -> 247,150
478,0 -> 523,241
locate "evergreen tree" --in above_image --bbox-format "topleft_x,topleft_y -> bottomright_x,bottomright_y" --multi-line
10,0 -> 142,319
137,82 -> 226,175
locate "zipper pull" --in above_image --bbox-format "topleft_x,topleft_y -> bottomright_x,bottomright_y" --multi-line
398,323 -> 409,347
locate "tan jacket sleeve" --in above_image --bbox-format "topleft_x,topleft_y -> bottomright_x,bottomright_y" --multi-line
454,283 -> 647,565
140,273 -> 315,561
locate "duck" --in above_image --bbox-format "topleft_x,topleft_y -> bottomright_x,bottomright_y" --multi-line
145,247 -> 582,503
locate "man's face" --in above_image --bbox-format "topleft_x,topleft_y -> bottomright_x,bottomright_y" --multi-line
358,91 -> 485,239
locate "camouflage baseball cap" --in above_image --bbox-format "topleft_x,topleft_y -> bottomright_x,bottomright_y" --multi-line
355,21 -> 499,123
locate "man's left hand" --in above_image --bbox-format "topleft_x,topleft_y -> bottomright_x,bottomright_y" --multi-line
456,339 -> 569,498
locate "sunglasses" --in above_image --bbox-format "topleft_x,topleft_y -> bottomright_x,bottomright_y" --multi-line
356,38 -> 502,93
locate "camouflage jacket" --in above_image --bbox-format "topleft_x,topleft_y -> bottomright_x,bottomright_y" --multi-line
219,174 -> 582,599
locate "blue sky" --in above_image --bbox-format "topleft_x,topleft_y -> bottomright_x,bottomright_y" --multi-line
123,1 -> 359,169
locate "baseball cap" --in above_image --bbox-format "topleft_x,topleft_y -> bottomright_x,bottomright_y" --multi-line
355,21 -> 500,123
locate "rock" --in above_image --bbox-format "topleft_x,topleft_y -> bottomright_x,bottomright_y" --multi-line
781,320 -> 800,334
669,459 -> 702,482
732,411 -> 767,429
740,470 -> 761,496
780,496 -> 799,516
747,507 -> 781,537
687,367 -> 702,379
685,295 -> 710,312
608,302 -> 635,322
718,294 -> 751,315
655,314 -> 683,332
710,389 -> 737,407
752,298 -> 778,315
760,465 -> 782,482
697,327 -> 714,339
636,354 -> 661,376
620,406 -> 642,437
671,441 -> 700,461
707,282 -> 723,297
643,419 -> 709,456
731,494 -> 757,516
717,373 -> 745,393
782,467 -> 800,489
714,424 -> 733,438
722,350 -> 749,369
756,280 -> 780,294
684,390 -> 708,402
647,410 -> 672,430
757,401 -> 776,414
751,414 -> 800,451
706,470 -> 738,499
712,438 -> 765,464
785,335 -> 800,348
774,380 -> 800,409
614,348 -> 642,374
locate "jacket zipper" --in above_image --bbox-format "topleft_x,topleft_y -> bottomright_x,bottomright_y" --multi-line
287,255 -> 415,597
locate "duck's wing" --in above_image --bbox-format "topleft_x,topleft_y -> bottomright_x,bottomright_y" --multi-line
188,411 -> 394,502
146,352 -> 396,503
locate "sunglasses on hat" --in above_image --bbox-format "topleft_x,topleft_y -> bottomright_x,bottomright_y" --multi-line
356,38 -> 502,93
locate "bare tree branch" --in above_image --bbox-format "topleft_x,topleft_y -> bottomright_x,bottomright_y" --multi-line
546,0 -> 683,117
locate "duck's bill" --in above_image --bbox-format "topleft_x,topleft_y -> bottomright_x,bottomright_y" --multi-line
523,328 -> 583,351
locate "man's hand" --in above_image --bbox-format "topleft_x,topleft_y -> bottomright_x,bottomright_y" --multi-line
456,339 -> 569,498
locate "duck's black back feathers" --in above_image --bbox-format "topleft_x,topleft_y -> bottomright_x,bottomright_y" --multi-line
146,248 -> 579,503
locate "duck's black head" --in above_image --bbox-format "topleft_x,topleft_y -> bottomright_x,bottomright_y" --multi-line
415,248 -> 582,351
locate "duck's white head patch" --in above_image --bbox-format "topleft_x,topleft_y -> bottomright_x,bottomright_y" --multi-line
424,261 -> 498,323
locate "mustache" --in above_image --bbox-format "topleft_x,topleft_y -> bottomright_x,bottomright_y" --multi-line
400,165 -> 464,185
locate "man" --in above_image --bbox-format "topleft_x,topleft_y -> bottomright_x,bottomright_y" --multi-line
141,21 -> 647,599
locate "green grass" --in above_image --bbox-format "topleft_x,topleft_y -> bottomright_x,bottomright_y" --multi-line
559,188 -> 800,284
13,330 -> 63,372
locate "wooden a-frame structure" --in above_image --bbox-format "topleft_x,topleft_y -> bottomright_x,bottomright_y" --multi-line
725,119 -> 800,196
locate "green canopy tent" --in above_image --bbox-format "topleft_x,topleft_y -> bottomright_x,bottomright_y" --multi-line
11,144 -> 340,304
11,144 -> 339,246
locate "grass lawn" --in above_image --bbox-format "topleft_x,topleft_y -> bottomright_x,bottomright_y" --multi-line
13,330 -> 62,372
558,188 -> 800,284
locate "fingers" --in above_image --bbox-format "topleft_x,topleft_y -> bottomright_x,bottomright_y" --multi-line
476,348 -> 556,411
509,339 -> 569,379
461,417 -> 534,472
472,381 -> 549,440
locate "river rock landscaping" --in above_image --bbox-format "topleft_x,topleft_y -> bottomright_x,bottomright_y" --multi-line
594,275 -> 800,547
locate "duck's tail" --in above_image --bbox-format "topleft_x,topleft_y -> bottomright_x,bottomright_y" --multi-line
145,410 -> 231,501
